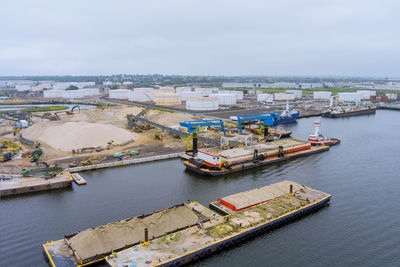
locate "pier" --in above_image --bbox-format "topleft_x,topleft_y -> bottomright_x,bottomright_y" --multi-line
0,172 -> 73,197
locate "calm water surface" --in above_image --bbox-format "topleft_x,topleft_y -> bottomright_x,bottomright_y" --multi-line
1,110 -> 400,267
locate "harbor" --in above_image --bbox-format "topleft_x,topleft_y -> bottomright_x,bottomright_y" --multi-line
1,110 -> 400,267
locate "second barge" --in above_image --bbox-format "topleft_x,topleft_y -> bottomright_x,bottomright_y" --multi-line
183,138 -> 329,176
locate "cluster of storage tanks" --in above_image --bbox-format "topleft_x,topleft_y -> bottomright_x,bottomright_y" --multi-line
43,88 -> 99,99
108,87 -> 244,111
257,90 -> 302,102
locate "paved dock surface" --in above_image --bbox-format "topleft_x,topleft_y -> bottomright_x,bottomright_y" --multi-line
0,173 -> 72,197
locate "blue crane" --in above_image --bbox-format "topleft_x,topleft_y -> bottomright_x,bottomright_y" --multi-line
180,119 -> 226,155
236,113 -> 280,138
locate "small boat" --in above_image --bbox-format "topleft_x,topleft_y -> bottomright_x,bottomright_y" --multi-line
308,121 -> 340,146
273,100 -> 300,125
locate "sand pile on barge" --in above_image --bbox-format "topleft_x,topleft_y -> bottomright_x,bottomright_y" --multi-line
23,121 -> 136,151
68,205 -> 204,262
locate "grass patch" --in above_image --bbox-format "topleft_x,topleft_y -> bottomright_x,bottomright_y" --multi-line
22,106 -> 68,112
4,141 -> 22,153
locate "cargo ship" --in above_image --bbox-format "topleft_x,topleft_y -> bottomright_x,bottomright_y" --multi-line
183,138 -> 329,176
273,101 -> 299,125
106,181 -> 331,267
322,105 -> 376,118
308,121 -> 340,146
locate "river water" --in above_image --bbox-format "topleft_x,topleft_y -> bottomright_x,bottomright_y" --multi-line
1,110 -> 399,267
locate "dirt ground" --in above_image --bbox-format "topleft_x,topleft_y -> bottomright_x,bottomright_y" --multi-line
0,105 -> 196,173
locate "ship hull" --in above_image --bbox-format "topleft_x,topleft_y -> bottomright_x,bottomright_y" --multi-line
273,112 -> 299,125
322,107 -> 376,118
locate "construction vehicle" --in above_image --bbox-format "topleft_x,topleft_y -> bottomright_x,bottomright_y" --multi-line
236,113 -> 280,141
0,152 -> 12,162
126,104 -> 154,132
179,120 -> 226,156
80,155 -> 101,166
154,132 -> 164,141
69,160 -> 79,168
30,149 -> 43,162
21,165 -> 63,179
66,105 -> 80,115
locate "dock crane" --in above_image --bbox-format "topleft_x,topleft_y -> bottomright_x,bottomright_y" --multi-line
180,119 -> 226,156
236,113 -> 280,140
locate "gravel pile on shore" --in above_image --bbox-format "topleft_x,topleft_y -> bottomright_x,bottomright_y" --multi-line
23,121 -> 136,151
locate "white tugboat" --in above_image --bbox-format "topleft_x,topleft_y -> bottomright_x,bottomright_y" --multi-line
308,121 -> 340,146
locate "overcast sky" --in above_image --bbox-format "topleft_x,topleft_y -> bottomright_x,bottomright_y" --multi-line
1,0 -> 399,77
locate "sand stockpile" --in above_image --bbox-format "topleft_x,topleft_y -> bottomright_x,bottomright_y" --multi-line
68,205 -> 204,262
150,112 -> 194,126
23,121 -> 136,151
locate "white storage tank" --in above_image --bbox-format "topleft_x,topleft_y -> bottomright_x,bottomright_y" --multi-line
175,87 -> 192,94
221,90 -> 244,100
62,90 -> 86,99
152,93 -> 182,105
313,91 -> 332,100
109,89 -> 132,99
134,87 -> 154,93
181,92 -> 203,101
274,93 -> 295,101
286,90 -> 302,99
186,97 -> 219,111
209,94 -> 237,105
129,91 -> 153,102
194,87 -> 219,96
338,92 -> 361,103
81,88 -> 99,97
44,90 -> 64,98
385,93 -> 398,100
356,90 -> 376,100
257,93 -> 274,102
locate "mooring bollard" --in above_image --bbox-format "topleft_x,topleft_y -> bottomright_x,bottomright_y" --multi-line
144,228 -> 149,243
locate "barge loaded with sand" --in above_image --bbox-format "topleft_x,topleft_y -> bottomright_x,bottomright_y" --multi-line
105,181 -> 331,267
183,138 -> 330,176
42,202 -> 220,266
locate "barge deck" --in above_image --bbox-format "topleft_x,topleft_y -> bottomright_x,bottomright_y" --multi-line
42,202 -> 220,267
105,181 -> 331,267
184,143 -> 329,176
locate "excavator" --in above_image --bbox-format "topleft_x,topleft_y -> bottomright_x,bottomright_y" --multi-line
70,155 -> 102,167
66,105 -> 80,115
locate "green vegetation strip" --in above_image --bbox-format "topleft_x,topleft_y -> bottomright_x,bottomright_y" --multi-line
22,106 -> 69,112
